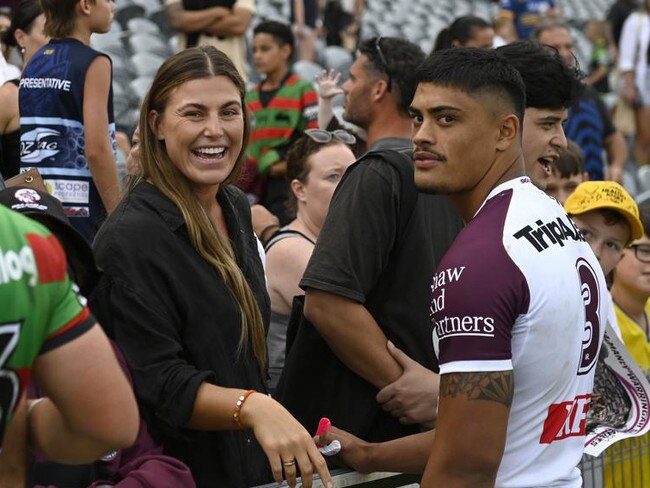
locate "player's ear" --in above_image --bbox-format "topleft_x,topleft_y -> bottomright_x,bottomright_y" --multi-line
495,113 -> 519,151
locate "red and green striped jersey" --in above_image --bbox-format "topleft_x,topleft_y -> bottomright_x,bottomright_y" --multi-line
0,206 -> 94,446
246,74 -> 319,173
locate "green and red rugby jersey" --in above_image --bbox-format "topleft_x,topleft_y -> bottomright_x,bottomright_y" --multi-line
246,74 -> 318,173
0,206 -> 94,446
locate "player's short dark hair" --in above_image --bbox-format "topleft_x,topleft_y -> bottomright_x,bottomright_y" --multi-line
497,41 -> 583,110
414,47 -> 526,122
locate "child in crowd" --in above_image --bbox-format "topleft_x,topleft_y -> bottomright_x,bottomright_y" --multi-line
611,202 -> 650,379
585,19 -> 613,96
19,0 -> 120,242
565,181 -> 642,282
605,202 -> 650,488
545,140 -> 588,205
245,20 -> 318,223
564,180 -> 641,285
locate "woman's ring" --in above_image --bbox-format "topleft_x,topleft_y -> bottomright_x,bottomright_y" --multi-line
283,459 -> 296,467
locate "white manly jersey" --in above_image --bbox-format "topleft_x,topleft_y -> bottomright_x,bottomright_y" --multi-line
431,177 -> 607,488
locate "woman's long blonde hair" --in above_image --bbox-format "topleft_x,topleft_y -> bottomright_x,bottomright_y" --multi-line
133,46 -> 266,373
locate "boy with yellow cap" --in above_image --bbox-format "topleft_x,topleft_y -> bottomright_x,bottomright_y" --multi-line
564,181 -> 644,279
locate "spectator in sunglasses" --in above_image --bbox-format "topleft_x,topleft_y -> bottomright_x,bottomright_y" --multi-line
264,130 -> 356,391
607,202 -> 650,486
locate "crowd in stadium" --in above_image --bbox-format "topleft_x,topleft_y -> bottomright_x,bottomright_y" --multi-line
1,0 -> 650,487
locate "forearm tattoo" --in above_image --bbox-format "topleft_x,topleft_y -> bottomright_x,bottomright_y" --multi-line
440,371 -> 514,407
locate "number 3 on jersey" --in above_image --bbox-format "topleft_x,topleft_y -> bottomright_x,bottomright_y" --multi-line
0,322 -> 22,442
576,258 -> 601,376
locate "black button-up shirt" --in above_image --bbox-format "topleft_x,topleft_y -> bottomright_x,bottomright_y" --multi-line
90,181 -> 271,487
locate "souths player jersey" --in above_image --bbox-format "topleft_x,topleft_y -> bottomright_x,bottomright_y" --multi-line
431,177 -> 607,487
0,205 -> 94,447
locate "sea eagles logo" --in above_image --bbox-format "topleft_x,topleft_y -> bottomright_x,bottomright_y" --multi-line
20,128 -> 61,163
14,188 -> 41,204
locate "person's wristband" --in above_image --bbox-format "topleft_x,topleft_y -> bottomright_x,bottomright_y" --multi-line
259,223 -> 280,243
233,390 -> 256,429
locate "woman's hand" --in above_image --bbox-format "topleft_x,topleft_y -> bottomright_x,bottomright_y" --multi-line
241,393 -> 332,488
315,69 -> 344,100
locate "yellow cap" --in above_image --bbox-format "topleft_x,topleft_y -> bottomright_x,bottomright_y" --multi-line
564,181 -> 644,242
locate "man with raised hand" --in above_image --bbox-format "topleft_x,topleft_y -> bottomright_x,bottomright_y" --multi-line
277,37 -> 462,440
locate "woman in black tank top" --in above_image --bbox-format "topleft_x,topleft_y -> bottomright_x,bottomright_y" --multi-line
264,130 -> 356,390
0,0 -> 47,179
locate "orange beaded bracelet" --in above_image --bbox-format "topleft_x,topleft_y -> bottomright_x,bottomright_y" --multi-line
233,389 -> 256,429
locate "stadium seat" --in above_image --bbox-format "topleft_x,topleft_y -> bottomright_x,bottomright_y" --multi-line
110,53 -> 134,83
130,76 -> 154,102
114,4 -> 146,30
292,60 -> 325,86
636,189 -> 650,207
148,7 -> 174,37
637,165 -> 650,194
131,51 -> 165,78
126,17 -> 161,36
91,31 -> 128,58
128,32 -> 169,57
323,46 -> 353,74
133,0 -> 165,16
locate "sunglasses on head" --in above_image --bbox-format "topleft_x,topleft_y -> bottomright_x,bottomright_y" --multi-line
304,129 -> 357,145
374,36 -> 393,92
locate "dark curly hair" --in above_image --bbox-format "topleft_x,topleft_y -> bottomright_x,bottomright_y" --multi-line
497,40 -> 583,110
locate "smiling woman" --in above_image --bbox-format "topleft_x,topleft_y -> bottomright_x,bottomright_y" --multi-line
90,46 -> 331,488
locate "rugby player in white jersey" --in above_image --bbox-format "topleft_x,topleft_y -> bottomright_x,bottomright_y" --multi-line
319,46 -> 607,488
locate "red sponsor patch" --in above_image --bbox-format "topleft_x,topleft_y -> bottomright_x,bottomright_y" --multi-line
25,233 -> 67,284
540,394 -> 591,444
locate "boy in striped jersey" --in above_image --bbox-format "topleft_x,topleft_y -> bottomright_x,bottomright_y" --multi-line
246,20 -> 318,223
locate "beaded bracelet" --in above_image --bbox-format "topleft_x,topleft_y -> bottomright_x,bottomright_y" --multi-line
233,389 -> 256,429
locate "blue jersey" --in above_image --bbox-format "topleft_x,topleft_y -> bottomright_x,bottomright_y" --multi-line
19,38 -> 116,242
500,0 -> 556,40
565,87 -> 616,181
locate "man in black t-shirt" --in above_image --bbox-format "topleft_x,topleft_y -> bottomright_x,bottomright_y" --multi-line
278,37 -> 462,442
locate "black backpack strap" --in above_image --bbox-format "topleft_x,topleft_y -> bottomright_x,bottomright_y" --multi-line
355,147 -> 418,238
